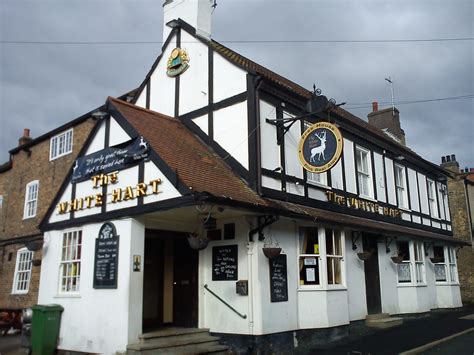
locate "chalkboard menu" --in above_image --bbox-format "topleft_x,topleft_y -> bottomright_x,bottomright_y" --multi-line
212,245 -> 238,281
93,222 -> 119,289
269,254 -> 288,302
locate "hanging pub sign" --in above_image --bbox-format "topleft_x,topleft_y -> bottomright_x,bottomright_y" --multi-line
93,222 -> 119,289
166,48 -> 190,77
72,136 -> 149,183
298,122 -> 343,173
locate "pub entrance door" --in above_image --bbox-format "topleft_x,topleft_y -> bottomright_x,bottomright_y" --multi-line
142,230 -> 198,331
362,234 -> 382,314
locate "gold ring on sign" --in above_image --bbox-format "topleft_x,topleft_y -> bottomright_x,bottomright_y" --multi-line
171,48 -> 180,59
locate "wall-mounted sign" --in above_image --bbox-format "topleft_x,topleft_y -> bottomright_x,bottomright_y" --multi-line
298,122 -> 343,173
133,255 -> 141,272
57,171 -> 162,214
212,245 -> 238,281
72,136 -> 149,183
326,191 -> 402,218
269,254 -> 288,303
93,222 -> 119,289
166,48 -> 190,77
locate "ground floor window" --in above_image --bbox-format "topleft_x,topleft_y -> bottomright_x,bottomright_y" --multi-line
299,227 -> 345,287
12,248 -> 33,294
434,245 -> 458,284
397,240 -> 425,285
59,230 -> 82,293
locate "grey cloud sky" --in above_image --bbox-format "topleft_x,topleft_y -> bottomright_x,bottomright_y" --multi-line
1,0 -> 473,169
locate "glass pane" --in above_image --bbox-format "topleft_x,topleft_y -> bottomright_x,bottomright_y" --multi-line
397,241 -> 410,261
300,228 -> 319,254
325,229 -> 333,255
398,263 -> 411,283
433,246 -> 445,261
327,258 -> 334,284
300,257 -> 319,285
435,264 -> 446,281
334,231 -> 342,256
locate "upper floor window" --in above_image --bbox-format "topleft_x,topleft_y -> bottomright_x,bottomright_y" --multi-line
0,195 -> 3,208
59,230 -> 82,293
50,129 -> 73,160
307,172 -> 327,186
12,248 -> 33,294
427,179 -> 438,218
355,146 -> 373,198
23,180 -> 39,219
394,164 -> 408,209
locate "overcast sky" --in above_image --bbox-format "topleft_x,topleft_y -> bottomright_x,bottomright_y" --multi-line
1,0 -> 473,169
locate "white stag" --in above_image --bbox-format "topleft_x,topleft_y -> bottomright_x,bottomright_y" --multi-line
310,131 -> 327,163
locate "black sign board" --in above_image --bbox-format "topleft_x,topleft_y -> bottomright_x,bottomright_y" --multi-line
72,136 -> 149,183
93,222 -> 119,289
212,245 -> 238,281
269,254 -> 288,302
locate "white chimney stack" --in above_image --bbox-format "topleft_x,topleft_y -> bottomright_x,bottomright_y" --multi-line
163,0 -> 214,42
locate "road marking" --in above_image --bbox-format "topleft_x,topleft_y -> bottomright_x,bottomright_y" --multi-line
459,314 -> 474,320
400,327 -> 474,355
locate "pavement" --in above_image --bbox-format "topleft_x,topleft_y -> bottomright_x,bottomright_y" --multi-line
312,305 -> 474,355
0,306 -> 473,354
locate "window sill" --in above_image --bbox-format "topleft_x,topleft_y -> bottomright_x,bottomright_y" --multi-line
298,286 -> 347,292
54,293 -> 81,298
359,195 -> 376,202
22,215 -> 36,220
308,181 -> 331,190
11,291 -> 29,295
398,206 -> 411,212
435,283 -> 459,287
397,283 -> 427,288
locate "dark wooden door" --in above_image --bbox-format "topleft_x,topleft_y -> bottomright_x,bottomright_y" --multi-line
362,234 -> 382,314
173,237 -> 199,327
142,237 -> 164,331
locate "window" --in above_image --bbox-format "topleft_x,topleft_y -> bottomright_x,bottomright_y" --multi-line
0,195 -> 3,208
299,227 -> 344,287
23,180 -> 39,219
304,121 -> 327,186
397,241 -> 425,285
427,179 -> 438,218
433,246 -> 458,284
299,228 -> 320,286
355,146 -> 373,198
12,248 -> 33,294
325,229 -> 343,285
59,230 -> 82,293
50,129 -> 73,160
395,164 -> 408,208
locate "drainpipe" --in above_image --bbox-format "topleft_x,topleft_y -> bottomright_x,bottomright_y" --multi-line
246,239 -> 255,336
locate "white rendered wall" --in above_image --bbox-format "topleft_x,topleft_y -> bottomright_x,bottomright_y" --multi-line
105,166 -> 139,212
345,235 -> 367,321
213,101 -> 249,169
385,158 -> 396,205
343,139 -> 356,194
149,35 -> 177,117
38,219 -> 145,354
85,123 -> 105,155
330,159 -> 344,190
259,100 -> 280,171
109,116 -> 131,147
283,112 -> 303,179
213,51 -> 247,103
179,31 -> 209,115
378,241 -> 400,314
192,114 -> 209,134
373,153 -> 386,203
436,285 -> 462,308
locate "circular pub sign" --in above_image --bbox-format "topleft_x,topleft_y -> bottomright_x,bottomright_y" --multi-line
298,122 -> 343,173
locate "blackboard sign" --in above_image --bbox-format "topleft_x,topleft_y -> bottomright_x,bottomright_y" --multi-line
269,254 -> 288,302
93,222 -> 119,289
212,245 -> 238,281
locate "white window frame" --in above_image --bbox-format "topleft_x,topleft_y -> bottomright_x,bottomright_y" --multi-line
298,227 -> 345,290
50,128 -> 73,161
394,164 -> 409,209
12,248 -> 34,294
397,240 -> 425,286
434,246 -> 458,284
59,229 -> 82,294
355,146 -> 374,199
23,180 -> 39,219
427,179 -> 439,218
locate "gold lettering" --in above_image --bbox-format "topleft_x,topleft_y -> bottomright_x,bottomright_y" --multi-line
58,202 -> 69,214
111,188 -> 122,203
123,186 -> 134,200
95,194 -> 103,206
149,179 -> 162,194
85,195 -> 94,208
91,175 -> 101,188
136,183 -> 147,197
109,172 -> 119,184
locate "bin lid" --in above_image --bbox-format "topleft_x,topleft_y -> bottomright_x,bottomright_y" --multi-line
32,304 -> 64,312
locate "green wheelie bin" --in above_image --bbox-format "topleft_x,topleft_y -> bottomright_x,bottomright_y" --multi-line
31,304 -> 64,355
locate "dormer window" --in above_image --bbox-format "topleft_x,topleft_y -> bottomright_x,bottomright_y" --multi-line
50,129 -> 73,160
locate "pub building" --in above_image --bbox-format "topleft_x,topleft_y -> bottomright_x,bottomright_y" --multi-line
37,1 -> 466,353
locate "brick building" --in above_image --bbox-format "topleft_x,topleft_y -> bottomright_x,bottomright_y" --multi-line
0,114 -> 96,310
440,155 -> 474,304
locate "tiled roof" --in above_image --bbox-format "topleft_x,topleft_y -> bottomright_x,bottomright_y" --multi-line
108,97 -> 268,206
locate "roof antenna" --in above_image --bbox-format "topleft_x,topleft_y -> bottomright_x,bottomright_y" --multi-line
384,76 -> 395,116
212,0 -> 217,14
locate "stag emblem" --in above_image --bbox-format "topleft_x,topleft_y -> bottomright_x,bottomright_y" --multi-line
310,130 -> 327,163
139,137 -> 148,150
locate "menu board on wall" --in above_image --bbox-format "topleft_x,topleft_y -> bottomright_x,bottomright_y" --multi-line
93,222 -> 119,289
212,245 -> 238,281
269,254 -> 288,302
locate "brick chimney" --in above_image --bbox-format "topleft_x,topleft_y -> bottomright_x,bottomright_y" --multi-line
440,154 -> 460,173
367,101 -> 406,145
163,0 -> 214,42
18,128 -> 32,147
